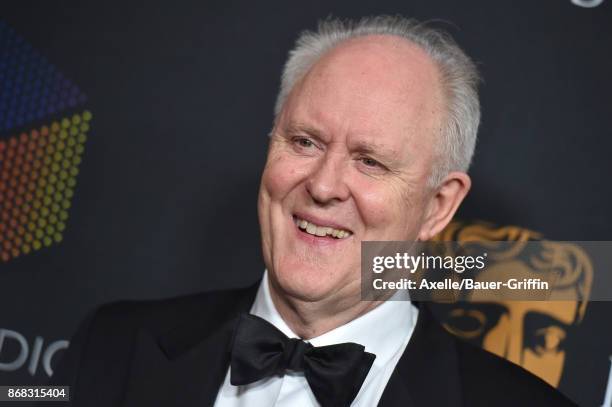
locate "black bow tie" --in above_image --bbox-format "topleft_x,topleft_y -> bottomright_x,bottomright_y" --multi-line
229,313 -> 376,407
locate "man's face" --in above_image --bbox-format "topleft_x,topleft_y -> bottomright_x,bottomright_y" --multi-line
258,36 -> 445,303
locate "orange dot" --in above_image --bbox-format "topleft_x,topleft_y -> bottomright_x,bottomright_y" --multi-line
19,133 -> 28,143
39,127 -> 48,137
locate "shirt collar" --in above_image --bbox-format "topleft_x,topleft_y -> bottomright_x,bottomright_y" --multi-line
250,270 -> 418,369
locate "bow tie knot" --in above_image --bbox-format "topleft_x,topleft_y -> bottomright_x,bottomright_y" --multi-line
281,338 -> 312,372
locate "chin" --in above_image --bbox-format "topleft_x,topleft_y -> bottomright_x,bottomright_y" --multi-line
269,262 -> 350,303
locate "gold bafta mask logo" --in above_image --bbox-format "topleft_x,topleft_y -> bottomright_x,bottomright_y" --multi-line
431,221 -> 593,387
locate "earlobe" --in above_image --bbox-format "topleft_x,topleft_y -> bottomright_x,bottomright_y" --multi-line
419,172 -> 471,241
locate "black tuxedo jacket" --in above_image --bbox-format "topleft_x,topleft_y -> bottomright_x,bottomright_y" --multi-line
48,283 -> 576,407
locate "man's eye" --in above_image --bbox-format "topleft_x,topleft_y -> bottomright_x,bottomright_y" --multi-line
361,157 -> 381,168
294,138 -> 314,148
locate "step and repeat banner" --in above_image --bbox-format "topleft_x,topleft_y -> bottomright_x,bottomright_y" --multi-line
1,1 -> 611,405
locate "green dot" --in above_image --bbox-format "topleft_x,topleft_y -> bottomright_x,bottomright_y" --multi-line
64,149 -> 74,158
80,122 -> 90,132
33,200 -> 42,209
35,189 -> 44,199
57,221 -> 66,231
61,118 -> 71,129
51,162 -> 60,172
75,145 -> 84,155
43,236 -> 52,247
72,114 -> 81,125
54,192 -> 63,202
53,233 -> 63,243
46,225 -> 55,235
64,188 -> 74,198
41,167 -> 50,176
77,133 -> 87,144
33,240 -> 42,250
41,207 -> 50,217
22,244 -> 31,254
61,200 -> 71,209
38,178 -> 47,187
43,196 -> 52,206
72,156 -> 81,165
24,233 -> 33,242
70,167 -> 79,177
49,133 -> 58,143
51,203 -> 60,213
46,145 -> 55,155
45,184 -> 55,195
59,170 -> 68,180
54,151 -> 63,161
70,126 -> 79,136
30,211 -> 38,221
38,218 -> 47,228
35,229 -> 43,239
27,223 -> 36,232
43,155 -> 52,165
57,181 -> 66,191
49,214 -> 58,224
83,111 -> 92,121
59,129 -> 69,140
49,174 -> 58,184
59,212 -> 68,221
62,160 -> 71,169
57,140 -> 66,151
67,177 -> 76,187
67,137 -> 76,147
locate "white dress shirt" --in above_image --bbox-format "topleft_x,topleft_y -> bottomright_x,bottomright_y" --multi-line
214,271 -> 419,407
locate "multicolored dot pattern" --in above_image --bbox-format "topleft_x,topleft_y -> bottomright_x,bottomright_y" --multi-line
0,21 -> 93,263
0,20 -> 87,133
0,112 -> 92,262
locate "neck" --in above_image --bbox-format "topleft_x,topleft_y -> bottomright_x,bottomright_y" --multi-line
267,277 -> 381,339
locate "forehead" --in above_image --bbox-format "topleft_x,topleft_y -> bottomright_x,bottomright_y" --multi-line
280,35 -> 444,153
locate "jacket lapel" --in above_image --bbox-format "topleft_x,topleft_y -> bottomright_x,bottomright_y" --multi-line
122,284 -> 258,407
378,304 -> 463,407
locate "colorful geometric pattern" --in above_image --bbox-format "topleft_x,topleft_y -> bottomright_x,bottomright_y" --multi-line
0,20 -> 87,133
0,112 -> 91,262
0,21 -> 92,262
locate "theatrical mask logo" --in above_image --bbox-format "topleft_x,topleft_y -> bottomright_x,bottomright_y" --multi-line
431,221 -> 593,388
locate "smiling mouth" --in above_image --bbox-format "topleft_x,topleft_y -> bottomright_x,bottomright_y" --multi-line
292,215 -> 352,239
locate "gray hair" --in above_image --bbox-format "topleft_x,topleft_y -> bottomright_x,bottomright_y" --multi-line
274,15 -> 481,187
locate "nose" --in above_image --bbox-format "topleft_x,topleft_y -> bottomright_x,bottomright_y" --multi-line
305,152 -> 350,205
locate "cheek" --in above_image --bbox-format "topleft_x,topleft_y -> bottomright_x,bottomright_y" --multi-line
261,151 -> 308,200
352,179 -> 419,234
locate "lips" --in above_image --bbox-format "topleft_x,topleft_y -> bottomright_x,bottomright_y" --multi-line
292,214 -> 352,239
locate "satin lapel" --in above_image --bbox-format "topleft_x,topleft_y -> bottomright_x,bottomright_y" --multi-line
122,284 -> 258,407
378,304 -> 463,407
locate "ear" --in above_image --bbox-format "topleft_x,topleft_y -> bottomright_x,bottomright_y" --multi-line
418,172 -> 471,241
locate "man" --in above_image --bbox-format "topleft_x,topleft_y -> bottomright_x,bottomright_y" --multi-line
50,16 -> 576,406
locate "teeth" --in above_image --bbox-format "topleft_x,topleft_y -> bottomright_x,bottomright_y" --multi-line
294,217 -> 351,239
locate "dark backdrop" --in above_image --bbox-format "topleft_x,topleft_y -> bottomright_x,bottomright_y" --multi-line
1,1 -> 611,405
